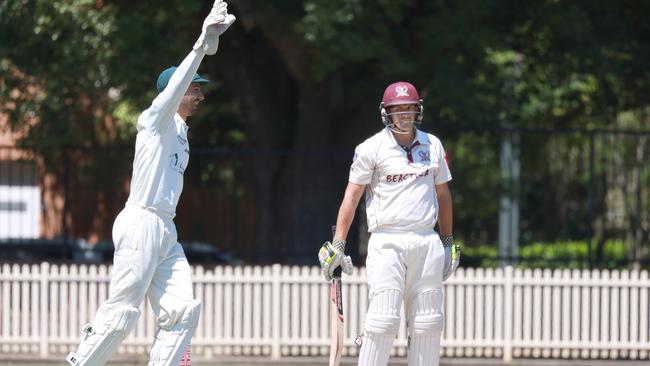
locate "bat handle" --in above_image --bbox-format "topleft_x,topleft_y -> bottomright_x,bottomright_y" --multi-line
330,225 -> 343,279
332,266 -> 342,278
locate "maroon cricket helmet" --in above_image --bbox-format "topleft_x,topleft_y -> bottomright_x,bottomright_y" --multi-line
379,81 -> 424,128
381,81 -> 421,107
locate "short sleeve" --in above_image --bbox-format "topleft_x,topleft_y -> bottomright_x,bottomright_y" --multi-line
349,142 -> 375,185
434,139 -> 452,185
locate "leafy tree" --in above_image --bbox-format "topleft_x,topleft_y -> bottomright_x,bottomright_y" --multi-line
1,0 -> 648,265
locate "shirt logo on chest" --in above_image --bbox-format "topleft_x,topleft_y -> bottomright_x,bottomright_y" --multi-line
418,150 -> 430,162
169,152 -> 186,175
385,169 -> 431,183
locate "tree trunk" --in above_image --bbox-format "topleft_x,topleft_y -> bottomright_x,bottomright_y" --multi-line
209,21 -> 380,262
209,22 -> 296,262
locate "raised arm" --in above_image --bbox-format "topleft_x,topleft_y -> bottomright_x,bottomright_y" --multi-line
137,51 -> 206,134
137,0 -> 236,134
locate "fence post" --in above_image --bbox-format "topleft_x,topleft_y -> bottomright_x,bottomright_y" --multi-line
587,132 -> 594,269
503,266 -> 514,362
39,262 -> 49,357
271,264 -> 282,360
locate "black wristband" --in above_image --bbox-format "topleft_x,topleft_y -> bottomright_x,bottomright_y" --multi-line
332,238 -> 346,252
441,235 -> 454,248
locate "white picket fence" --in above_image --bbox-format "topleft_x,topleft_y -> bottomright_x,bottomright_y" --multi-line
0,263 -> 649,362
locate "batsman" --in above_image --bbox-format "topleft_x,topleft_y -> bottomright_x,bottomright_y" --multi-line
65,2 -> 235,365
318,81 -> 460,366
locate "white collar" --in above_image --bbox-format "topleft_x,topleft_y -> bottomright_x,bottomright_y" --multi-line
382,127 -> 431,148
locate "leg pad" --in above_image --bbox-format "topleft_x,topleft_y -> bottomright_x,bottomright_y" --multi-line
148,300 -> 201,366
66,305 -> 140,366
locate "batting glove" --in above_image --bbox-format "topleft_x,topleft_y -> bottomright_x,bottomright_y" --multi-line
194,0 -> 236,55
442,235 -> 460,281
318,239 -> 353,281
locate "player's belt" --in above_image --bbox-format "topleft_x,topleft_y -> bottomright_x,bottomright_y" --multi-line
125,202 -> 176,220
372,227 -> 435,235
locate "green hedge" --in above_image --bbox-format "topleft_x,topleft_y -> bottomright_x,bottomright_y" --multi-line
460,240 -> 631,269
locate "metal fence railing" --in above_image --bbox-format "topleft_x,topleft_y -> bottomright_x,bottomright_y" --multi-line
1,263 -> 649,362
0,127 -> 648,267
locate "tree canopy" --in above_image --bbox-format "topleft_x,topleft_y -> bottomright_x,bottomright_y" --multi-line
1,0 -> 648,265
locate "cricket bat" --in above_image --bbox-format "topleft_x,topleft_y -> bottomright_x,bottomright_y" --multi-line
329,226 -> 344,366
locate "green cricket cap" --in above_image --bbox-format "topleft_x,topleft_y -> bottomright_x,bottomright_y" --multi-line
156,66 -> 209,93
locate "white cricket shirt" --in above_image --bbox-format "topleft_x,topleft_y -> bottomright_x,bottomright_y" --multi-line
126,50 -> 205,218
349,127 -> 452,233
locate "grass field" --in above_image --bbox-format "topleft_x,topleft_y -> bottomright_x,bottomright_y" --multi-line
2,359 -> 650,366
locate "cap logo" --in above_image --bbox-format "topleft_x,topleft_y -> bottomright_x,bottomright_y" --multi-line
395,85 -> 409,97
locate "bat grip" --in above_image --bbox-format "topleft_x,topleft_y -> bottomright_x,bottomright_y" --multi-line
330,225 -> 343,279
332,266 -> 342,278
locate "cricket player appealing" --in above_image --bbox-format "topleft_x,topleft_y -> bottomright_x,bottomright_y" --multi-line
318,81 -> 460,366
65,3 -> 235,366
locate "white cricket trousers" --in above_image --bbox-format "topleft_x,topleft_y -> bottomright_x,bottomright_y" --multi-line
102,205 -> 195,322
67,205 -> 197,366
358,229 -> 445,366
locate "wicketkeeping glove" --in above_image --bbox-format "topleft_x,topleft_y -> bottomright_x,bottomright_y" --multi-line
194,0 -> 236,55
318,239 -> 354,281
442,235 -> 460,281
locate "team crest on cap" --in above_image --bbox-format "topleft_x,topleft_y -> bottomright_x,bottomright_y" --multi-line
395,85 -> 409,97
